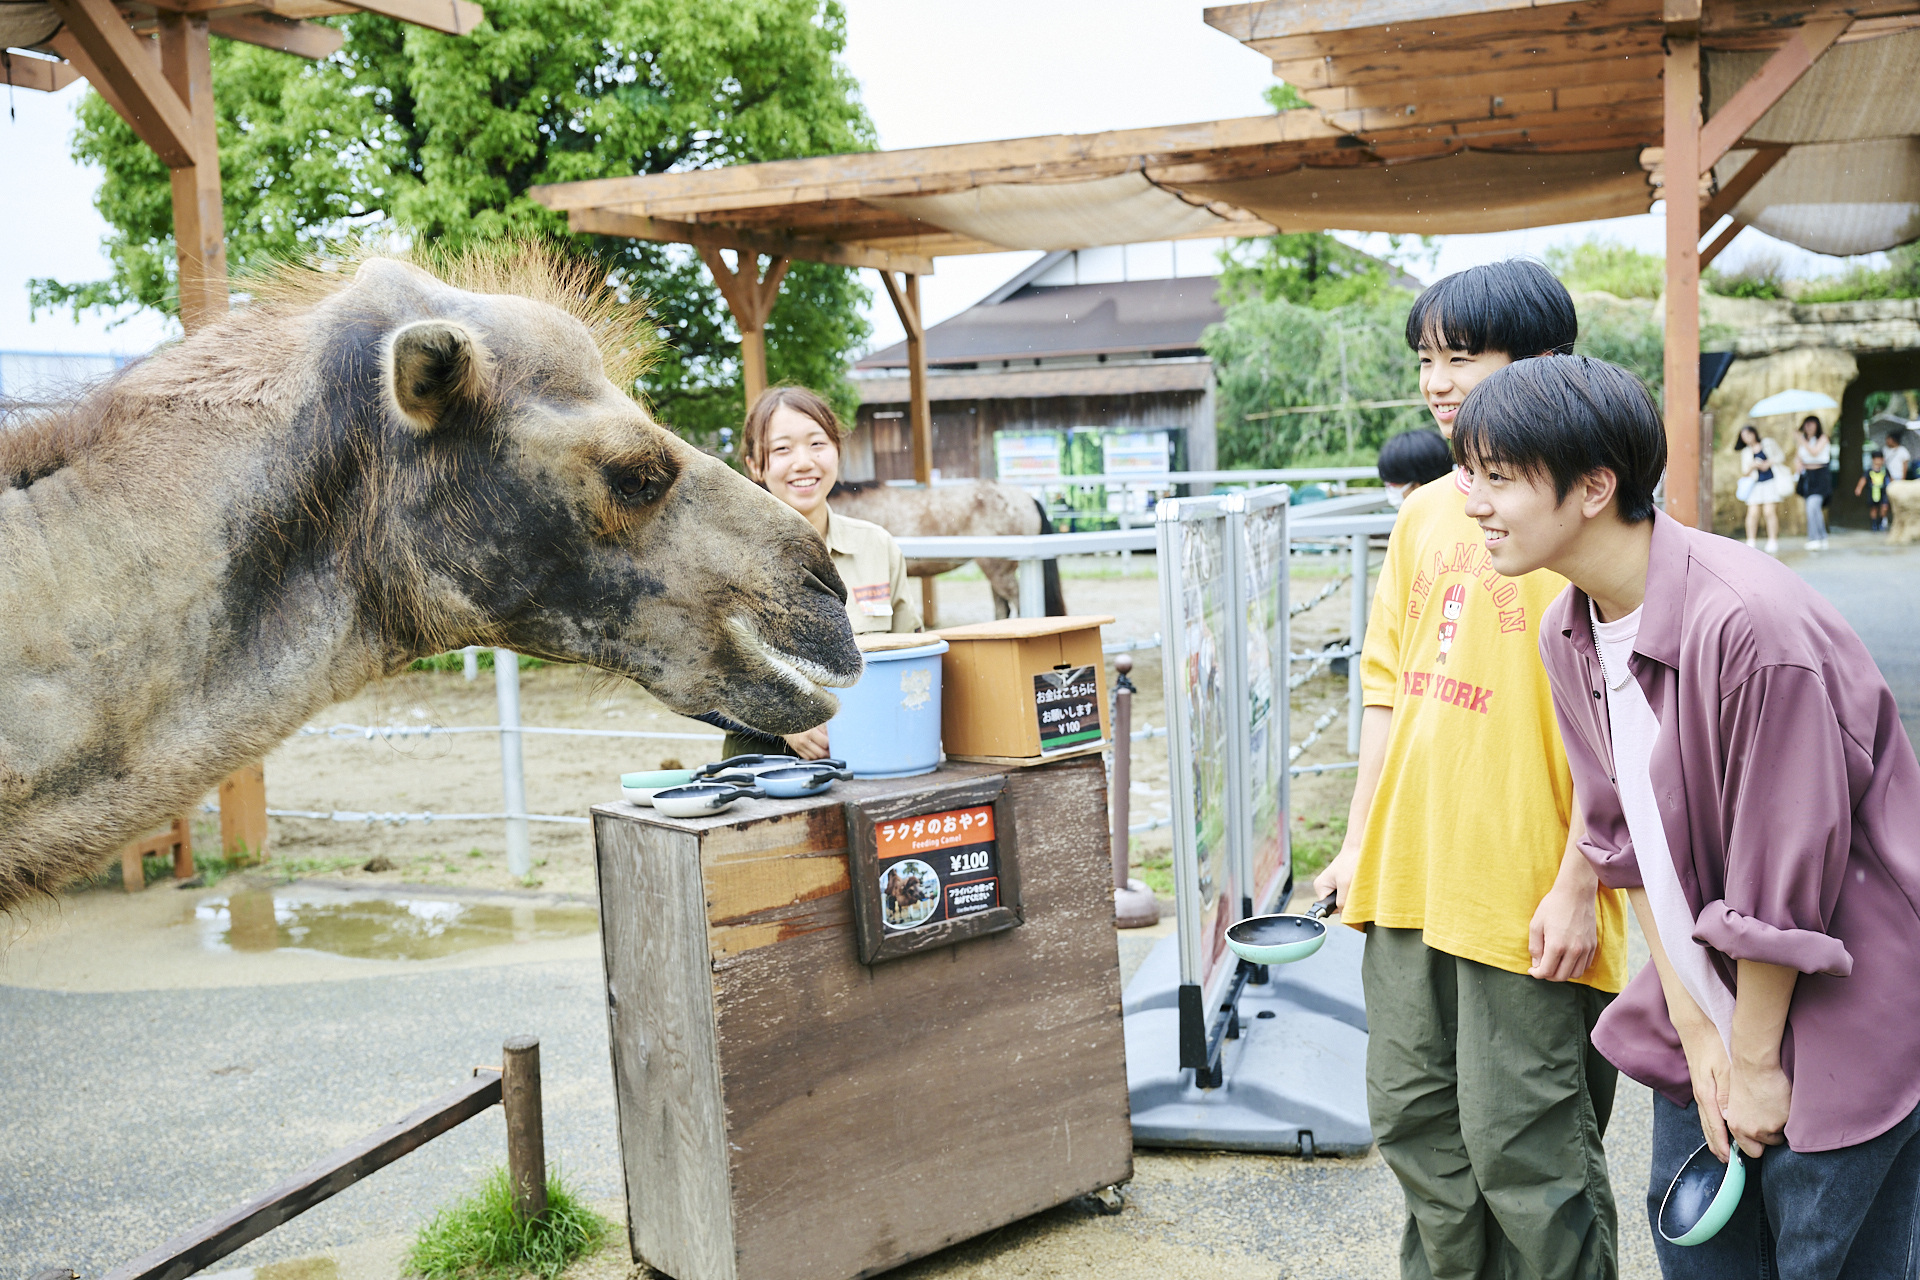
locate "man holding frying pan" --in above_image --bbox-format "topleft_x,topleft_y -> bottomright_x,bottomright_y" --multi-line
1315,261 -> 1630,1280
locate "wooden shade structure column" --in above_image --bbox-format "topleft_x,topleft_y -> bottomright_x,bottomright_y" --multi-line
697,247 -> 789,409
14,0 -> 479,855
1657,4 -> 1849,525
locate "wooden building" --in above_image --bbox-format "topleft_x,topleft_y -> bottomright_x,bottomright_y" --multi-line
843,246 -> 1224,483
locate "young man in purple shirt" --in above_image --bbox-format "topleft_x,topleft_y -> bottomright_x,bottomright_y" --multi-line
1449,354 -> 1920,1277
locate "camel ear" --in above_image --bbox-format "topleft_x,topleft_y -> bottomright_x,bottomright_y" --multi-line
389,320 -> 489,431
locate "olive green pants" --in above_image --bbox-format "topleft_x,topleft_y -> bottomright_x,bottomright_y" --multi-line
1363,925 -> 1619,1280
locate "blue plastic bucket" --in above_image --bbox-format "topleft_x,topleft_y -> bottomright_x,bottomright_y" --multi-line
827,638 -> 949,778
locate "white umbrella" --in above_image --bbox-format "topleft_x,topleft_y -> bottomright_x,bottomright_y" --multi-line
1748,389 -> 1839,418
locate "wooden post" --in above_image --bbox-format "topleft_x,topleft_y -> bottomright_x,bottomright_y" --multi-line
920,577 -> 937,629
219,763 -> 267,861
879,271 -> 933,486
502,1035 -> 547,1222
1663,13 -> 1703,527
698,247 -> 789,412
157,13 -> 227,330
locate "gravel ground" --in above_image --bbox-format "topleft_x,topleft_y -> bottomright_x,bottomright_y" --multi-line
14,536 -> 1908,1280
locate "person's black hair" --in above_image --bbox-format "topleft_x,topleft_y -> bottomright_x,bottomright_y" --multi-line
1404,259 -> 1578,358
1376,428 -> 1454,486
1887,429 -> 1906,443
1452,355 -> 1664,523
1800,415 -> 1825,438
1735,422 -> 1761,451
1871,448 -> 1886,459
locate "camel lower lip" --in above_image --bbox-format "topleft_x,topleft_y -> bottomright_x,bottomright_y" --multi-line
728,617 -> 859,692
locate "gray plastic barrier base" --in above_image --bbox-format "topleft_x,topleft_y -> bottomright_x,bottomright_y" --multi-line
1122,923 -> 1373,1154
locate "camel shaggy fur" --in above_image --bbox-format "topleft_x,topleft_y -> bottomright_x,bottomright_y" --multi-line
0,251 -> 860,911
828,479 -> 1066,617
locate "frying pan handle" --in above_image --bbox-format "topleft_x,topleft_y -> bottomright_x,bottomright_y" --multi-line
1308,892 -> 1339,920
696,753 -> 796,778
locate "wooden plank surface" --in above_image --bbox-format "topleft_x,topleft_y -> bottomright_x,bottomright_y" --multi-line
701,758 -> 1132,1280
594,817 -> 737,1280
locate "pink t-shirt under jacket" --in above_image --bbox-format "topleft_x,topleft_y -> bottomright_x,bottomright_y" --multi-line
1539,509 -> 1920,1152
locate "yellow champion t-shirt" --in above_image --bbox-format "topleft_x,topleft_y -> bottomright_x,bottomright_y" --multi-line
1349,470 -> 1627,992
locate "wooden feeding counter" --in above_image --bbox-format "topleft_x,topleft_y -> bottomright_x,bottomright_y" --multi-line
589,755 -> 1131,1280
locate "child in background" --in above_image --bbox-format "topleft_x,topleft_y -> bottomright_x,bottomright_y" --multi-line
1376,428 -> 1454,507
1315,260 -> 1627,1280
726,386 -> 920,759
1856,450 -> 1892,531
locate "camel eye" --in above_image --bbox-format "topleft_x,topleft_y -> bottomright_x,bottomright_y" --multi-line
607,464 -> 670,507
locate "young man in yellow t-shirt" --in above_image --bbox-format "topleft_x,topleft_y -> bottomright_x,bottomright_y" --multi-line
1314,261 -> 1629,1280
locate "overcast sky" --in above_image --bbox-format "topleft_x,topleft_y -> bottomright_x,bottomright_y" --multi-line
0,0 -> 1867,358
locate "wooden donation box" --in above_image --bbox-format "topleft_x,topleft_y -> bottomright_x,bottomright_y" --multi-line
590,756 -> 1132,1280
936,615 -> 1116,765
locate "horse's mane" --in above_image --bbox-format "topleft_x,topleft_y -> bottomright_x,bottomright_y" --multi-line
0,243 -> 659,492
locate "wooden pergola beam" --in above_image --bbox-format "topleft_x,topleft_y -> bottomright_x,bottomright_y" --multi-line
562,207 -> 935,275
1696,14 -> 1848,172
696,247 -> 789,411
531,111 -> 1344,217
1698,217 -> 1745,269
206,11 -> 345,58
1,50 -> 83,92
1664,0 -> 1705,527
48,0 -> 197,166
878,271 -> 932,489
1701,143 -> 1789,223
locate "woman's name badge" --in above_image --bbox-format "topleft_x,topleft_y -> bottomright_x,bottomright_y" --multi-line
852,582 -> 893,617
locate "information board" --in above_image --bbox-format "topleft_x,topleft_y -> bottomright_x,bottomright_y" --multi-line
845,775 -> 1023,965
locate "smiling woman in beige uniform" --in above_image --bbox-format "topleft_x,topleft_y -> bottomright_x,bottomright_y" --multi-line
725,386 -> 921,760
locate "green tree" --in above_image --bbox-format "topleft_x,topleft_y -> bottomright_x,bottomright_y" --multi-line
1218,233 -> 1407,311
1543,237 -> 1665,300
1204,293 -> 1425,467
32,0 -> 874,443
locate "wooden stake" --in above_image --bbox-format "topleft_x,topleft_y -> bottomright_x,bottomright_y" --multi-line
219,763 -> 267,862
1664,31 -> 1703,528
502,1035 -> 547,1222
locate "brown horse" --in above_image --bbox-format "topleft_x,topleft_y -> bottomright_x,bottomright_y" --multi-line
0,250 -> 860,911
829,479 -> 1066,617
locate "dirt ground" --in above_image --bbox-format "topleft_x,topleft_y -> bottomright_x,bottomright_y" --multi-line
199,551 -> 1371,900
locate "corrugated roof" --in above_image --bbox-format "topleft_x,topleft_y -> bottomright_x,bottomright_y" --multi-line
855,275 -> 1223,370
855,359 -> 1214,404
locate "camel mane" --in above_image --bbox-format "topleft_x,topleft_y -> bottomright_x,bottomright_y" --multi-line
0,242 -> 660,492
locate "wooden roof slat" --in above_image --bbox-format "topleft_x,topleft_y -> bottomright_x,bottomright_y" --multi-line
530,112 -> 1345,217
1207,0 -> 1544,41
1263,24 -> 1663,88
204,11 -> 343,57
1242,0 -> 1655,62
48,0 -> 197,167
566,208 -> 937,274
0,51 -> 82,92
1298,56 -> 1657,109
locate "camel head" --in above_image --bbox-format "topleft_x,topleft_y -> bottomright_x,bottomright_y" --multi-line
314,256 -> 862,734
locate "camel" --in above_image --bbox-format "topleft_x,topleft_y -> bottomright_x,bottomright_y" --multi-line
0,250 -> 861,912
828,479 -> 1066,617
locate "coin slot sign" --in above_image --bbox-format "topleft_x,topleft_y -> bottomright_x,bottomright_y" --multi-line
875,804 -> 999,931
845,774 -> 1023,965
1035,664 -> 1102,753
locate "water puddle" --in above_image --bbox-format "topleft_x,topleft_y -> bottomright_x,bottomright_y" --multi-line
196,885 -> 597,960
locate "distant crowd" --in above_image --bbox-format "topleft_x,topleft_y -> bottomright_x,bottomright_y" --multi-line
1735,417 -> 1912,549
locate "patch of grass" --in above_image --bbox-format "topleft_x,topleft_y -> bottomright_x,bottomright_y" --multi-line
411,650 -> 551,673
407,1167 -> 609,1280
1133,853 -> 1174,898
1290,809 -> 1347,883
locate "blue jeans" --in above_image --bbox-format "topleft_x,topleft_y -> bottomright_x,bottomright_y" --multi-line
1806,493 -> 1828,541
1649,1093 -> 1920,1278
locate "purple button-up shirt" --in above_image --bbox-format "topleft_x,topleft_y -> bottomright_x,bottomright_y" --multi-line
1539,509 -> 1920,1152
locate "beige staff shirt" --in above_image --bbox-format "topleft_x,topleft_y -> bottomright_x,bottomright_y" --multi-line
824,507 -> 922,634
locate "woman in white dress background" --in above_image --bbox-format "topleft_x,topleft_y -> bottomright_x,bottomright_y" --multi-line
1736,421 -> 1789,552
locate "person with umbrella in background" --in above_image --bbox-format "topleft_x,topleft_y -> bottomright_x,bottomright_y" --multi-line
1793,416 -> 1833,551
1735,423 -> 1789,553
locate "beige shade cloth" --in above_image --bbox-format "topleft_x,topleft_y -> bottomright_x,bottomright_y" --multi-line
1180,148 -> 1651,235
0,1 -> 61,48
1720,139 -> 1920,256
1702,33 -> 1920,255
863,171 -> 1231,252
1709,32 -> 1920,145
